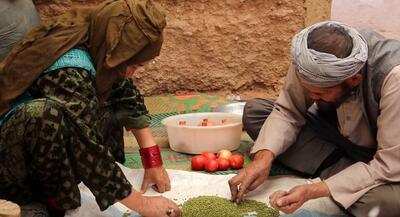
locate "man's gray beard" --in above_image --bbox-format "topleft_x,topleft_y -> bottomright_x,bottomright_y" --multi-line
316,83 -> 355,114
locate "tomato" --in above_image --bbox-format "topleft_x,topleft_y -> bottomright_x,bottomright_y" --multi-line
206,121 -> 217,126
198,121 -> 207,126
229,154 -> 244,170
216,158 -> 230,171
201,151 -> 217,160
179,121 -> 187,126
205,159 -> 219,172
191,155 -> 207,171
217,149 -> 232,159
197,118 -> 217,126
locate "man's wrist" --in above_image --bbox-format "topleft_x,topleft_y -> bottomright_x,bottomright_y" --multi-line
306,182 -> 331,200
254,149 -> 275,163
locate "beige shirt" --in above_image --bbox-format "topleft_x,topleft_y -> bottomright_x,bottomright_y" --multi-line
252,64 -> 400,208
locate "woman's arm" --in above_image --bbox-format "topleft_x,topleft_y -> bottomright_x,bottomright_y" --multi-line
130,127 -> 156,148
129,127 -> 171,193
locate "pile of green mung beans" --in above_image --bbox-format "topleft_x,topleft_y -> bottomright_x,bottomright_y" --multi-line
181,196 -> 279,217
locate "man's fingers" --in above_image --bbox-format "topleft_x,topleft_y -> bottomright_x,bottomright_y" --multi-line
269,190 -> 287,209
279,202 -> 300,214
276,193 -> 298,207
277,197 -> 289,207
269,190 -> 287,202
228,173 -> 244,201
235,178 -> 252,203
140,178 -> 150,193
247,176 -> 265,191
268,194 -> 278,209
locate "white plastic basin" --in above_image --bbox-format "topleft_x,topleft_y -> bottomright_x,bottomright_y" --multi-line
161,112 -> 243,154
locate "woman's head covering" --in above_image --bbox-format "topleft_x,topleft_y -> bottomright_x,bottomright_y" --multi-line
0,0 -> 166,116
291,21 -> 368,87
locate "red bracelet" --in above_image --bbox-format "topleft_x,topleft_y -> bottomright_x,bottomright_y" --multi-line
139,145 -> 163,169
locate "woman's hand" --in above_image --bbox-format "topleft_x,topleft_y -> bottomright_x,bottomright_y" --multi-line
128,128 -> 171,193
121,191 -> 181,217
139,195 -> 181,217
141,166 -> 171,193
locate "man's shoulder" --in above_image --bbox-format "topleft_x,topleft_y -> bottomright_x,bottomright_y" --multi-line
386,65 -> 400,80
357,29 -> 386,40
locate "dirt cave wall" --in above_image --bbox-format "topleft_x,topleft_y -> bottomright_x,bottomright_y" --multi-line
33,0 -> 331,99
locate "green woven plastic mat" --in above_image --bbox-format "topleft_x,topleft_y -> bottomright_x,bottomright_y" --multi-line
123,93 -> 297,176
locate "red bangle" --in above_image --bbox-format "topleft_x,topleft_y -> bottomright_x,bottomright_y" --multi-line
139,145 -> 163,169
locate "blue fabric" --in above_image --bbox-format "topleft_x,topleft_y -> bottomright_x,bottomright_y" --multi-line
0,92 -> 33,126
44,48 -> 96,75
281,209 -> 349,217
0,48 -> 96,127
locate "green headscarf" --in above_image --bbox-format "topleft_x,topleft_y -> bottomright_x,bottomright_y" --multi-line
0,0 -> 166,116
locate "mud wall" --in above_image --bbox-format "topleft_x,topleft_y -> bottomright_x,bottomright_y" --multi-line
332,0 -> 400,40
33,0 -> 331,98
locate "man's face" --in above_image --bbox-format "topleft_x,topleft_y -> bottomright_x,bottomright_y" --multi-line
300,80 -> 354,112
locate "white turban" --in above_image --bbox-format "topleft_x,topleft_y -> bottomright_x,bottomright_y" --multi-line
291,21 -> 368,87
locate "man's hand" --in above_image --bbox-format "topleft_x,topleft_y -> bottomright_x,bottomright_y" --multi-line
141,166 -> 171,193
228,150 -> 274,203
269,182 -> 331,214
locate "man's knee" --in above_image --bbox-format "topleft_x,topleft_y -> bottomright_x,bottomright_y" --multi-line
242,98 -> 274,140
348,184 -> 400,217
243,99 -> 262,128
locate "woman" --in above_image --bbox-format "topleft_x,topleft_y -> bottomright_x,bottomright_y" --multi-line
0,0 -> 180,216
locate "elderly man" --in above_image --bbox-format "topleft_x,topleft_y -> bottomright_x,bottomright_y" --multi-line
229,21 -> 400,217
